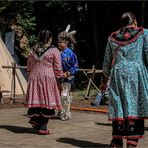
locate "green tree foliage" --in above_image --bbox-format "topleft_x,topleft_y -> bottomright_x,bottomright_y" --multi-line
0,0 -> 37,46
0,1 -> 145,68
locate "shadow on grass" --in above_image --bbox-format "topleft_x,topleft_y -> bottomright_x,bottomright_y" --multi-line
56,137 -> 110,147
0,125 -> 37,134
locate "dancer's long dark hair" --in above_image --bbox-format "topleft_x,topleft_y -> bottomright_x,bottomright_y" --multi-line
120,12 -> 136,27
38,29 -> 52,44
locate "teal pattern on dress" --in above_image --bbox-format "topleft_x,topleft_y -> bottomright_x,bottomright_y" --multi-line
103,27 -> 148,121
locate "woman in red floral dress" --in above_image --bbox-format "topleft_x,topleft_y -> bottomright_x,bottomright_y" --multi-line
25,29 -> 63,135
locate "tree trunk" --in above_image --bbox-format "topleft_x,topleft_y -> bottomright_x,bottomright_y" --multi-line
141,1 -> 145,26
90,3 -> 99,65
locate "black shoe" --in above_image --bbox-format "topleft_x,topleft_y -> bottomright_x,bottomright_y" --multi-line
110,138 -> 123,147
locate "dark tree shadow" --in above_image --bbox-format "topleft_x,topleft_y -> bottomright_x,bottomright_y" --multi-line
94,122 -> 112,126
0,125 -> 37,134
56,137 -> 110,147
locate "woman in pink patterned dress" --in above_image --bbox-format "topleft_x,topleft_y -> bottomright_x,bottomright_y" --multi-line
25,29 -> 63,135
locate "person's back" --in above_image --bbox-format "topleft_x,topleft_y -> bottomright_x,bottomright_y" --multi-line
103,12 -> 148,147
26,29 -> 63,135
109,27 -> 146,70
28,45 -> 62,78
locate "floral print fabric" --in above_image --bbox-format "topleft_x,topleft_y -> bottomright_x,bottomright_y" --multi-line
103,27 -> 148,121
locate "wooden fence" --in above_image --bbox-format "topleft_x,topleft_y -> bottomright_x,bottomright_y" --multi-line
79,65 -> 103,99
1,63 -> 103,103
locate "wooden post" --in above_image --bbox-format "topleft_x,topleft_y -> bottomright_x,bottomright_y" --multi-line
0,86 -> 2,104
79,68 -> 103,100
10,62 -> 16,104
2,63 -> 27,104
83,71 -> 101,93
85,65 -> 96,99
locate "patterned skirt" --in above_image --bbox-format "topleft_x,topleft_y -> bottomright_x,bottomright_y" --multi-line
27,107 -> 55,131
112,119 -> 144,139
27,107 -> 55,118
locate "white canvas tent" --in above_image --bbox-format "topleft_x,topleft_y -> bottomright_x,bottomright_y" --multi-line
0,37 -> 27,98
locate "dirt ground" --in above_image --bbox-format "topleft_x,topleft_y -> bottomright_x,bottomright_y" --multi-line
0,93 -> 108,111
72,95 -> 108,111
0,98 -> 25,109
